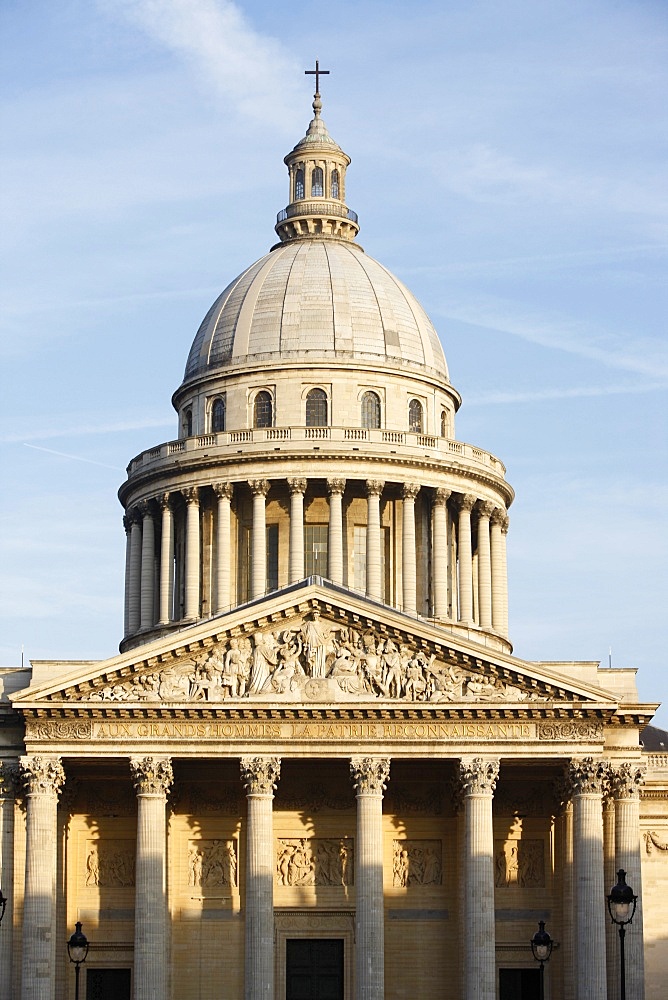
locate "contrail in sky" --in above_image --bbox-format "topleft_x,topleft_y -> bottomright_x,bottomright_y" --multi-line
23,443 -> 124,471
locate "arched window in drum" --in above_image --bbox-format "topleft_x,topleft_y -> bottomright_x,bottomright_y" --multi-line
306,388 -> 328,427
361,391 -> 381,429
408,399 -> 423,434
254,391 -> 273,428
311,166 -> 324,197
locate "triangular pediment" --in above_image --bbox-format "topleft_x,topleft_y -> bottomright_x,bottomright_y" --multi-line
13,581 -> 620,714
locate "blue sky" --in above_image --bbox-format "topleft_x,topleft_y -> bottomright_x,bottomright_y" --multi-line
1,0 -> 666,725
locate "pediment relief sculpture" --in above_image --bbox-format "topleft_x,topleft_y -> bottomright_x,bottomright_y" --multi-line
62,614 -> 550,706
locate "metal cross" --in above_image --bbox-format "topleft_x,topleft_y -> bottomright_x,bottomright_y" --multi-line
305,59 -> 330,95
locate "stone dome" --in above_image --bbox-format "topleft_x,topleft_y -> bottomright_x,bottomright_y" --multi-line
183,239 -> 450,385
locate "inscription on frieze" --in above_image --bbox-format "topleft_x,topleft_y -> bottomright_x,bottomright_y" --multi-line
84,841 -> 135,887
276,838 -> 353,887
188,840 -> 238,888
494,840 -> 545,888
392,840 -> 442,886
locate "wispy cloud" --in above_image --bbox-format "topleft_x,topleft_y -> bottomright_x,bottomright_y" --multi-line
22,444 -> 125,471
0,417 -> 173,445
102,0 -> 302,126
466,381 -> 667,406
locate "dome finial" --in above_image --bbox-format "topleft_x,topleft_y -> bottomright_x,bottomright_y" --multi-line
305,59 -> 329,118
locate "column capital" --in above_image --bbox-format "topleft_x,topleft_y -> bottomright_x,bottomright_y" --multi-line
566,756 -> 608,796
138,499 -> 154,519
19,754 -> 66,797
433,487 -> 451,507
123,512 -> 133,533
456,493 -> 477,513
0,760 -> 20,799
126,505 -> 142,527
457,756 -> 500,795
248,478 -> 270,498
287,477 -> 308,496
213,482 -> 234,501
501,514 -> 510,534
130,756 -> 174,796
181,486 -> 200,505
327,477 -> 346,496
490,506 -> 507,526
365,479 -> 385,498
350,756 -> 390,795
402,482 -> 421,501
240,756 -> 281,795
158,491 -> 173,511
608,760 -> 646,799
477,500 -> 495,520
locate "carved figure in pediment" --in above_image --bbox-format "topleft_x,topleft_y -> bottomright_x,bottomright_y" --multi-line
158,665 -> 192,701
271,633 -> 305,693
248,630 -> 280,694
301,610 -> 334,678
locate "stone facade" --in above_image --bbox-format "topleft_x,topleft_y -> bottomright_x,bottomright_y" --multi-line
1,79 -> 666,1000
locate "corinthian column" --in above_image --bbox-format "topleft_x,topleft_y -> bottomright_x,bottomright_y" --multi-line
0,763 -> 18,1000
457,757 -> 499,1000
240,757 -> 281,1000
500,514 -> 509,634
139,501 -> 156,630
249,480 -> 270,599
123,513 -> 132,635
456,494 -> 476,624
130,756 -> 173,1000
490,508 -> 506,633
476,501 -> 493,629
432,488 -> 450,619
182,487 -> 200,620
327,478 -> 346,585
287,478 -> 307,583
158,493 -> 174,624
365,480 -> 384,601
401,483 -> 420,613
213,483 -> 233,613
19,755 -> 66,1000
128,507 -> 142,634
567,757 -> 607,1000
350,757 -> 390,1000
609,762 -> 646,1000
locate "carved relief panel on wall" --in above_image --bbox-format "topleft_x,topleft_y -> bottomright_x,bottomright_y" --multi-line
494,839 -> 545,888
276,838 -> 354,887
84,841 -> 135,887
188,839 -> 238,888
392,840 -> 442,887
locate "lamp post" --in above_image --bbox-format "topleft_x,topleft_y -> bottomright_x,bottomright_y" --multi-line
530,920 -> 553,1000
67,921 -> 89,1000
607,869 -> 637,1000
0,889 -> 7,925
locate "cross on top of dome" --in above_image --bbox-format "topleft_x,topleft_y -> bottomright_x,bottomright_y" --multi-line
305,59 -> 330,97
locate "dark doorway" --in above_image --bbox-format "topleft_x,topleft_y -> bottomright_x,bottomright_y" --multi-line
286,938 -> 344,1000
499,967 -> 541,1000
86,968 -> 132,1000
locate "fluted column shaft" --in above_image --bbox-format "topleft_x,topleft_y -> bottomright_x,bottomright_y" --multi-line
214,483 -> 233,614
183,488 -> 200,620
130,756 -> 173,1000
456,495 -> 476,624
402,483 -> 420,613
158,494 -> 174,624
610,762 -> 646,1000
458,757 -> 499,1000
351,757 -> 390,1000
140,502 -> 155,629
0,763 -> 17,1000
128,510 -> 142,633
249,480 -> 269,599
490,509 -> 505,632
365,481 -> 384,601
477,502 -> 493,629
287,479 -> 307,584
19,756 -> 65,1000
432,488 -> 450,618
327,479 -> 345,585
568,758 -> 607,1000
240,757 -> 281,1000
500,516 -> 509,634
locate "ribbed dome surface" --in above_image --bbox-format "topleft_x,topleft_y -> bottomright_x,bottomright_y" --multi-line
183,240 -> 449,383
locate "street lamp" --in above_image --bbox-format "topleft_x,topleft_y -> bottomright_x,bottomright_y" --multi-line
530,920 -> 553,1000
607,869 -> 637,1000
67,921 -> 89,1000
0,888 -> 7,924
